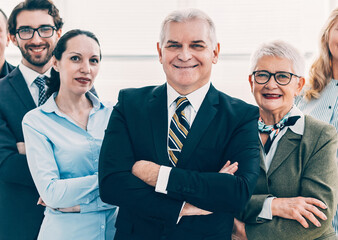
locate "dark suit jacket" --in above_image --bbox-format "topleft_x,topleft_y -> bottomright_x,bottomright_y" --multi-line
99,84 -> 261,240
240,116 -> 338,240
0,61 -> 15,79
0,68 -> 44,240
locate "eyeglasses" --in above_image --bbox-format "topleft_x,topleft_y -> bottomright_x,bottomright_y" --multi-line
16,26 -> 56,40
252,70 -> 300,85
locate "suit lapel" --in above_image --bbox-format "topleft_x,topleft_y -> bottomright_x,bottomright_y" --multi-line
177,85 -> 219,168
259,149 -> 267,172
267,129 -> 301,176
148,84 -> 170,166
8,68 -> 36,110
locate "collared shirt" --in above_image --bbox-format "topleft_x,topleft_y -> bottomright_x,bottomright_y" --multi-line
258,106 -> 304,220
19,63 -> 51,106
22,92 -> 118,240
296,79 -> 338,132
155,82 -> 210,223
156,82 -> 211,194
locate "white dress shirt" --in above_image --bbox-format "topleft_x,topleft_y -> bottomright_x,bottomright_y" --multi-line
19,64 -> 51,106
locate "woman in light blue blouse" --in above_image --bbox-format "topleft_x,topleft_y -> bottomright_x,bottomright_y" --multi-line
296,8 -> 338,235
22,29 -> 118,240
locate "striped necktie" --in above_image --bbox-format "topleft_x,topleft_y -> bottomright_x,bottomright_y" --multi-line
34,76 -> 48,106
168,97 -> 190,166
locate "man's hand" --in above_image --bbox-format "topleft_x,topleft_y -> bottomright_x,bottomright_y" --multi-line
37,197 -> 80,213
271,197 -> 327,228
179,203 -> 212,217
132,160 -> 160,187
16,142 -> 26,155
219,160 -> 238,175
232,218 -> 248,240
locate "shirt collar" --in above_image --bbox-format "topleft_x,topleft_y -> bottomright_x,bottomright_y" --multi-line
19,63 -> 51,87
288,105 -> 304,135
41,91 -> 104,114
167,82 -> 211,112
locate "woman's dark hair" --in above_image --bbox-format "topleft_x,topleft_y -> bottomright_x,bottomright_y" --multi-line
8,0 -> 63,35
46,29 -> 101,96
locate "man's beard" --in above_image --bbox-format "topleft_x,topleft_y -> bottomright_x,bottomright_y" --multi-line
18,43 -> 53,67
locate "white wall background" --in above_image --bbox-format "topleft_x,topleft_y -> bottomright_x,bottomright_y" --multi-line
2,0 -> 338,104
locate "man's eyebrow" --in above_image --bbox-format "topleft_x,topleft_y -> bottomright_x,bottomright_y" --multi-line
192,40 -> 206,44
166,40 -> 180,44
17,24 -> 53,29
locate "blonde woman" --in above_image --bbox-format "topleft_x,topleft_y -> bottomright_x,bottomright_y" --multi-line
296,8 -> 338,235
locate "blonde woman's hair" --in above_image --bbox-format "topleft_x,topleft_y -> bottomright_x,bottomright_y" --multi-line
305,8 -> 338,100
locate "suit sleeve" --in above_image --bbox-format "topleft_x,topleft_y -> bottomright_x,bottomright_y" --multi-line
244,125 -> 338,240
99,91 -> 183,225
0,109 -> 35,187
165,106 -> 261,213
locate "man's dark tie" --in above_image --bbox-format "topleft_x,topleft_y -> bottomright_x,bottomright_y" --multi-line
34,76 -> 48,106
168,97 -> 190,166
262,116 -> 300,154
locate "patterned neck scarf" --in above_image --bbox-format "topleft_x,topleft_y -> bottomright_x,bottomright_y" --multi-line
258,111 -> 300,154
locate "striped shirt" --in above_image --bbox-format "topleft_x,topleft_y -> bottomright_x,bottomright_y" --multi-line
296,78 -> 338,235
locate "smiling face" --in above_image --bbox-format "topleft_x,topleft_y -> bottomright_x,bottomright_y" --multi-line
157,19 -> 219,95
53,35 -> 101,96
249,55 -> 305,123
10,10 -> 61,73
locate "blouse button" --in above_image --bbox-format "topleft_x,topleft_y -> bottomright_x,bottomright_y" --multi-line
329,106 -> 332,109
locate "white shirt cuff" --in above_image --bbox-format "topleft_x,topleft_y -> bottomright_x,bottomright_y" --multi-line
155,166 -> 172,194
177,202 -> 186,224
257,197 -> 276,220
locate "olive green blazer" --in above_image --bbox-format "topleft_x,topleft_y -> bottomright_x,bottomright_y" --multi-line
240,115 -> 338,240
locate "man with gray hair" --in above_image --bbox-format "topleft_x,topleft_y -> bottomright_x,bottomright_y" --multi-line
99,8 -> 261,239
0,9 -> 15,78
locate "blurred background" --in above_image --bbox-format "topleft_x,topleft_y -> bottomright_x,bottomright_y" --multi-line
2,0 -> 338,104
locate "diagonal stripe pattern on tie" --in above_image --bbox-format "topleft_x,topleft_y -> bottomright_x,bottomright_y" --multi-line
34,76 -> 48,106
168,97 -> 190,166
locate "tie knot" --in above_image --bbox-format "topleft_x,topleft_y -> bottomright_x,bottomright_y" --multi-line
175,97 -> 190,113
34,76 -> 47,89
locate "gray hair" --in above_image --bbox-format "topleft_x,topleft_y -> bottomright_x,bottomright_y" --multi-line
159,8 -> 217,49
249,40 -> 305,76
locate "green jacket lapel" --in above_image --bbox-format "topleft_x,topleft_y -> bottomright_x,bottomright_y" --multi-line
267,129 -> 301,177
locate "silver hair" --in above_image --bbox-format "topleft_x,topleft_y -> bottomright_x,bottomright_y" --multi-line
159,8 -> 217,49
249,40 -> 305,76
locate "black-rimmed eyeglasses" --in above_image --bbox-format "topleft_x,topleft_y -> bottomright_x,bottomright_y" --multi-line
252,70 -> 301,85
16,26 -> 56,40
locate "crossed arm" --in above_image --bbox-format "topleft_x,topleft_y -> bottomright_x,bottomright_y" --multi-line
22,119 -> 114,213
0,110 -> 36,187
132,160 -> 238,217
234,125 -> 338,239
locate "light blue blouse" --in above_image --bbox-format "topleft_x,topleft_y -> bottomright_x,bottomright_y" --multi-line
296,79 -> 338,235
296,79 -> 338,131
22,92 -> 118,240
